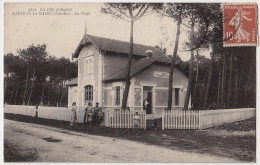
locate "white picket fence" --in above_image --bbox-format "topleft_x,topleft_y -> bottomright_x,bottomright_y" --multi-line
5,105 -> 255,130
4,105 -> 86,123
162,110 -> 200,130
162,108 -> 256,130
38,106 -> 86,123
4,105 -> 37,117
199,108 -> 256,129
4,105 -> 146,128
105,109 -> 146,129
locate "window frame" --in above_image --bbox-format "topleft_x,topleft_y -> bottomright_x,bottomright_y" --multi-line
84,85 -> 93,105
175,88 -> 180,106
115,86 -> 121,106
84,57 -> 93,75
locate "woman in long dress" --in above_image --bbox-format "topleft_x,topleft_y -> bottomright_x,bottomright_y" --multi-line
229,7 -> 252,42
70,102 -> 77,128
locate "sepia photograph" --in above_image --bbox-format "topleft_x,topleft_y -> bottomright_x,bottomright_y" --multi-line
2,1 -> 258,163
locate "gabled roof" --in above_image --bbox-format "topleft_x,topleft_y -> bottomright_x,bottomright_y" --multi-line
104,55 -> 172,82
66,77 -> 78,86
72,33 -> 176,83
73,34 -> 165,58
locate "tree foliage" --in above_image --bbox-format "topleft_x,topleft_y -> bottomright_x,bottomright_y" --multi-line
101,3 -> 152,109
158,3 -> 255,109
4,44 -> 77,106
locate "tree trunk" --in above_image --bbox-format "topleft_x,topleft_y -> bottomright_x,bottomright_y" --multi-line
227,53 -> 233,108
4,75 -> 8,104
233,70 -> 238,108
236,70 -> 243,108
244,66 -> 252,107
168,9 -> 182,110
199,84 -> 203,109
217,62 -> 221,108
8,85 -> 15,104
220,53 -> 226,108
203,52 -> 214,109
25,80 -> 31,102
23,64 -> 30,105
184,20 -> 195,110
40,82 -> 46,105
192,49 -> 199,109
121,13 -> 134,110
56,84 -> 60,106
47,83 -> 51,106
14,83 -> 20,105
59,85 -> 64,106
27,68 -> 36,105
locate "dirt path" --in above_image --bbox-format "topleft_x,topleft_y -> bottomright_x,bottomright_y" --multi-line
4,119 -> 239,163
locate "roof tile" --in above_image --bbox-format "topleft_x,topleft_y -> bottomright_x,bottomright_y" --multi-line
73,34 -> 165,58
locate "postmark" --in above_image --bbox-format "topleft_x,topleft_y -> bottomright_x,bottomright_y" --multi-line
223,3 -> 258,47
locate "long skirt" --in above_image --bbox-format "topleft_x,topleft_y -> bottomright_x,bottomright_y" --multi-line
71,110 -> 77,126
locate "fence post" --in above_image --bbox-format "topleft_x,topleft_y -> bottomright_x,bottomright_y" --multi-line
199,110 -> 201,129
162,110 -> 165,130
144,110 -> 146,129
170,110 -> 173,129
119,109 -> 121,128
106,109 -> 109,127
132,111 -> 134,128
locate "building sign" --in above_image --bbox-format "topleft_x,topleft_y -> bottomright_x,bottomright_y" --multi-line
154,71 -> 171,78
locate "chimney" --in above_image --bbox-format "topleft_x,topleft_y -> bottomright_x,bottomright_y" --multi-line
145,50 -> 153,58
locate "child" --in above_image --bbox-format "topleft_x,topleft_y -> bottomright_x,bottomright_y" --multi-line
35,103 -> 39,118
98,109 -> 104,126
154,119 -> 158,131
134,112 -> 141,129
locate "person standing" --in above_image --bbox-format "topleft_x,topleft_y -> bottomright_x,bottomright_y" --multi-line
85,102 -> 94,126
84,102 -> 93,125
98,108 -> 104,126
35,103 -> 39,118
93,102 -> 102,126
70,102 -> 77,128
134,112 -> 141,129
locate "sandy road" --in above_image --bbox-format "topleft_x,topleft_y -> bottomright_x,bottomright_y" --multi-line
4,119 -> 238,163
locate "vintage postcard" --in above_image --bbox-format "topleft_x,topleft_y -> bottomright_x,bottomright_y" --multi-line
2,2 -> 258,163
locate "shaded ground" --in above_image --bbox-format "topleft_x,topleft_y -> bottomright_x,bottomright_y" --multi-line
4,140 -> 38,162
5,119 -> 237,163
4,113 -> 256,162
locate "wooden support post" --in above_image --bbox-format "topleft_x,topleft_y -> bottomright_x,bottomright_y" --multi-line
162,110 -> 165,130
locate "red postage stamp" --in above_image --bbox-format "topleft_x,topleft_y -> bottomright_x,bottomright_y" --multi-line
223,3 -> 258,47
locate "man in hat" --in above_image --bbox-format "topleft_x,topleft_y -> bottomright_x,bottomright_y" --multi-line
93,102 -> 102,126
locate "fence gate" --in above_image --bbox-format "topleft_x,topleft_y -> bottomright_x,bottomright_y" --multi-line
162,110 -> 200,130
105,109 -> 146,129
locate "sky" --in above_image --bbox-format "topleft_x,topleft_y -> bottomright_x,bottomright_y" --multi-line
4,3 -> 210,61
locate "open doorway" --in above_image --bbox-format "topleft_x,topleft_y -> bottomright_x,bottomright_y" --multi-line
143,86 -> 152,114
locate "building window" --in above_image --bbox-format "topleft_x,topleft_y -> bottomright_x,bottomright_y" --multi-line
175,88 -> 179,106
89,59 -> 93,74
85,85 -> 93,105
84,58 -> 93,75
84,60 -> 88,75
115,86 -> 120,106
